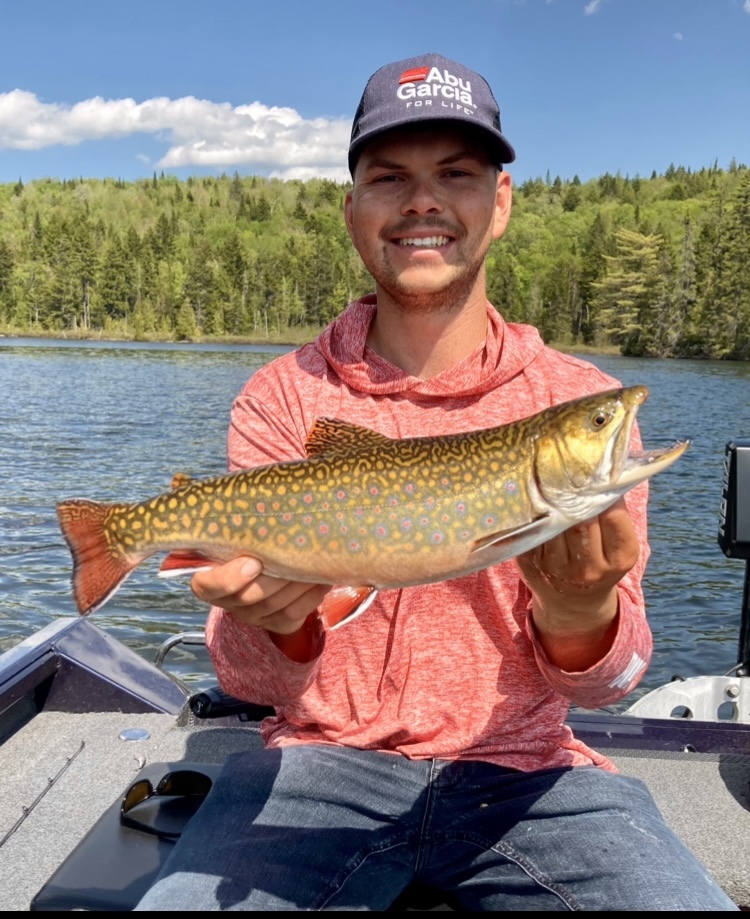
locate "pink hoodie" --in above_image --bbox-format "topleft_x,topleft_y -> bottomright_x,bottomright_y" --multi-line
206,298 -> 651,772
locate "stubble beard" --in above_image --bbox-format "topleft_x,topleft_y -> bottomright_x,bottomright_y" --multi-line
369,241 -> 490,316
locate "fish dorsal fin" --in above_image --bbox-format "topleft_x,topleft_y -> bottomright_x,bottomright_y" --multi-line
304,418 -> 392,458
170,472 -> 194,490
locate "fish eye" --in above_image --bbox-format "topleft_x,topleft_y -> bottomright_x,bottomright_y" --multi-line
590,409 -> 611,429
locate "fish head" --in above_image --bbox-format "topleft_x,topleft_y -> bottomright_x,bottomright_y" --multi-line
532,385 -> 689,518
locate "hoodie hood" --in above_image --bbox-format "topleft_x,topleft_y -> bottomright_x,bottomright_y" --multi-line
314,296 -> 545,399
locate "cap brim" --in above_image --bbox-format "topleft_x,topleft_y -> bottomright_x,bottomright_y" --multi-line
348,118 -> 516,174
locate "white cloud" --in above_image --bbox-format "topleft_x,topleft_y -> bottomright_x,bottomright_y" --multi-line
673,32 -> 683,41
0,90 -> 351,179
583,0 -> 603,14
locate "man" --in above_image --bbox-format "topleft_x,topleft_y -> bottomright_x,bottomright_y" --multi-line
136,54 -> 735,910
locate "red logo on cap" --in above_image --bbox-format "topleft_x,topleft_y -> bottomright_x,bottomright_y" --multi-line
399,67 -> 430,84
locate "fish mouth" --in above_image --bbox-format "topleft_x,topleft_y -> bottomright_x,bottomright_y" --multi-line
612,439 -> 691,491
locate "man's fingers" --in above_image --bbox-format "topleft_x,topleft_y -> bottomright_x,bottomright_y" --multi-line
190,556 -> 263,604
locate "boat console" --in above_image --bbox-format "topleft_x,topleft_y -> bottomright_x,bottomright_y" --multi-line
625,439 -> 750,722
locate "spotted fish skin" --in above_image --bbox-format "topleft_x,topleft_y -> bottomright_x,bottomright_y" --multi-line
57,385 -> 689,617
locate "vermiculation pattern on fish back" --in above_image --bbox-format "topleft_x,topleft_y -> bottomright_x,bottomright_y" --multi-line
103,424 -> 538,586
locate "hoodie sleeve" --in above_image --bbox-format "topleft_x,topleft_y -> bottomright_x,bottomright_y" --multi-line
526,478 -> 653,710
205,360 -> 328,706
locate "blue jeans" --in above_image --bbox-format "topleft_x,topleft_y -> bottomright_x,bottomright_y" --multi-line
135,745 -> 736,911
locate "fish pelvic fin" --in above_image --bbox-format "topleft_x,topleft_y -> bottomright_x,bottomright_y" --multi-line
320,586 -> 378,629
305,419 -> 391,457
56,500 -> 139,616
158,550 -> 216,578
471,516 -> 551,556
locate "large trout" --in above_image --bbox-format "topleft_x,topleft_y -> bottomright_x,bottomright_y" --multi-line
57,385 -> 688,625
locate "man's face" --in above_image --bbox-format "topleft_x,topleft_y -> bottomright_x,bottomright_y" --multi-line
345,125 -> 512,312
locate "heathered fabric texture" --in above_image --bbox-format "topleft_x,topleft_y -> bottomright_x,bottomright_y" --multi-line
207,298 -> 651,772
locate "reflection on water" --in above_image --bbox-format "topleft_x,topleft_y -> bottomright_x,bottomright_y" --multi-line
0,338 -> 749,704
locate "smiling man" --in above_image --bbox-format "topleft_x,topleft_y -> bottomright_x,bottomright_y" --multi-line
136,54 -> 736,911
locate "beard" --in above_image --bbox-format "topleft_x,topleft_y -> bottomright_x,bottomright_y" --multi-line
375,259 -> 487,313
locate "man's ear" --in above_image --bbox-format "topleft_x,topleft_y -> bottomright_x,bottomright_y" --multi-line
492,171 -> 513,241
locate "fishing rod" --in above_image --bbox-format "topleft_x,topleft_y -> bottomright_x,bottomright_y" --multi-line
0,740 -> 85,848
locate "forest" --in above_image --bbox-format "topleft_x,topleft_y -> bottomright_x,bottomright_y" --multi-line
0,159 -> 748,359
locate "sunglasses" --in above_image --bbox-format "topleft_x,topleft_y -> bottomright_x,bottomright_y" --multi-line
120,769 -> 213,839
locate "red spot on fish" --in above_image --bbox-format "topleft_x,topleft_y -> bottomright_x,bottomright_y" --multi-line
296,535 -> 307,547
348,540 -> 361,552
432,532 -> 444,544
303,494 -> 313,504
256,502 -> 265,513
404,483 -> 415,494
369,486 -> 379,496
283,513 -> 292,522
319,524 -> 329,535
336,490 -> 346,500
303,515 -> 312,526
402,519 -> 413,531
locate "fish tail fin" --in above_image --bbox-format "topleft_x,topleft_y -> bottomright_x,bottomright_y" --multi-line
56,500 -> 139,615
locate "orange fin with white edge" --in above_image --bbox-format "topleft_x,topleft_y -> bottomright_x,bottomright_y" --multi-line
320,585 -> 378,629
158,550 -> 216,578
56,500 -> 139,616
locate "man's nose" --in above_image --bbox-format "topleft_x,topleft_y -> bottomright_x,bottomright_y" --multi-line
400,177 -> 444,215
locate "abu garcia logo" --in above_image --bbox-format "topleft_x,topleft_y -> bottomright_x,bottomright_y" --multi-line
396,66 -> 476,114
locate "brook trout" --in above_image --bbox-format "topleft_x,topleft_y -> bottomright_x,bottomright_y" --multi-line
57,385 -> 688,625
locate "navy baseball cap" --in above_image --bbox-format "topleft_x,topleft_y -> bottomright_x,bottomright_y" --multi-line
348,53 -> 516,175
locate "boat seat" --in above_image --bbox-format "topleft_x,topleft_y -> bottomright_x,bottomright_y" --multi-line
30,759 -> 457,912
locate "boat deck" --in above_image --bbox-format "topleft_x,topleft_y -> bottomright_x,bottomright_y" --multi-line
2,709 -> 749,910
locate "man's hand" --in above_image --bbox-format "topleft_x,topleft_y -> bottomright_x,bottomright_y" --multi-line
190,556 -> 330,643
515,498 -> 640,671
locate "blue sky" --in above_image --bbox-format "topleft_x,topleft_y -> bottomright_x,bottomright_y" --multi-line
0,0 -> 747,186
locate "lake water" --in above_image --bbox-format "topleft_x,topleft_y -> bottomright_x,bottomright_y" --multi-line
1,336 -> 749,707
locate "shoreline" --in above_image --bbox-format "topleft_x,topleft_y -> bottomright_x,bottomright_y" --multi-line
0,328 -> 621,356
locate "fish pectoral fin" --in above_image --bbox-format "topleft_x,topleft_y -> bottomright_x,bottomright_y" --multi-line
305,418 -> 392,457
170,472 -> 194,490
470,516 -> 551,554
158,550 -> 216,579
320,585 -> 378,630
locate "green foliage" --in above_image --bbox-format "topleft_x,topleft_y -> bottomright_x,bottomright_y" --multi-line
0,164 -> 748,358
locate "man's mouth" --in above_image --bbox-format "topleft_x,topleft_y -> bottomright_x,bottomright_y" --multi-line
396,236 -> 452,248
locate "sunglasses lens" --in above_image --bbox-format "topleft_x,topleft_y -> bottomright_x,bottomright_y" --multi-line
122,779 -> 153,814
158,770 -> 213,798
